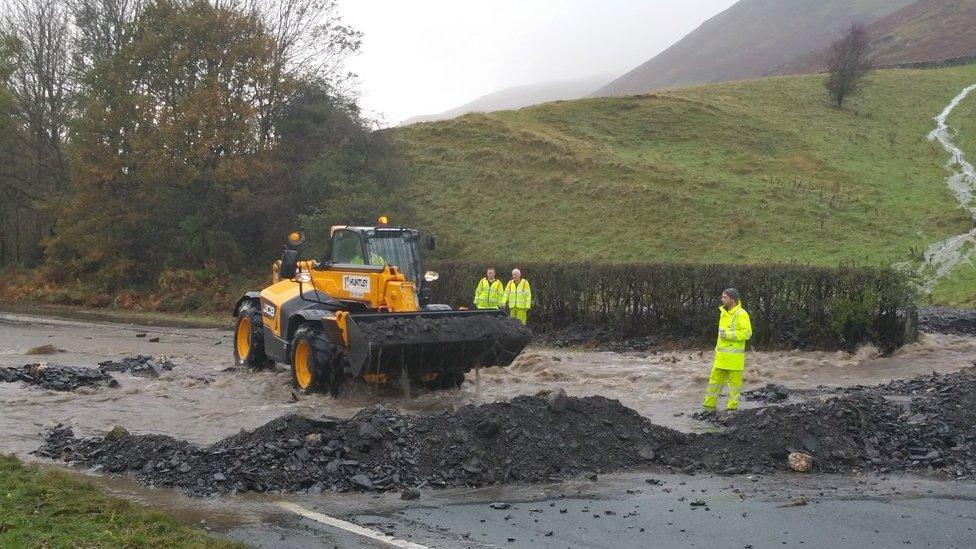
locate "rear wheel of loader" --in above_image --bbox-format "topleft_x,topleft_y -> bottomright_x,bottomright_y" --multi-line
234,301 -> 273,370
291,325 -> 343,397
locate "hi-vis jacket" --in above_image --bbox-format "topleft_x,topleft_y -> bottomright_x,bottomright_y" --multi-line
714,303 -> 752,370
504,279 -> 532,309
474,278 -> 505,309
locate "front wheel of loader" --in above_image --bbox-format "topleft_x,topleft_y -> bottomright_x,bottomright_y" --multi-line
234,301 -> 273,370
291,325 -> 343,397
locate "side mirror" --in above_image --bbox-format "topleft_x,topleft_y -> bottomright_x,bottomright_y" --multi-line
426,235 -> 437,250
280,249 -> 299,280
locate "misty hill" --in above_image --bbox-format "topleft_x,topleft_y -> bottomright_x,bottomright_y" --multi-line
400,75 -> 612,126
594,0 -> 914,97
774,0 -> 976,74
394,65 -> 976,305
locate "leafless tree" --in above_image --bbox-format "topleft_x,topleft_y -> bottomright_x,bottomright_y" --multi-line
233,0 -> 362,144
825,23 -> 873,108
2,0 -> 75,188
68,0 -> 142,72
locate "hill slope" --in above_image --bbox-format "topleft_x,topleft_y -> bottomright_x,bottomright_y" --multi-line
595,0 -> 914,97
394,66 -> 976,303
401,75 -> 612,125
775,0 -> 976,74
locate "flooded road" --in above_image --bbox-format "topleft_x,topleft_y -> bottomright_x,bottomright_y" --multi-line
4,311 -> 976,547
4,311 -> 976,457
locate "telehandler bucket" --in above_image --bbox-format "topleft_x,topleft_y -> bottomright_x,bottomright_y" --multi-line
343,309 -> 532,379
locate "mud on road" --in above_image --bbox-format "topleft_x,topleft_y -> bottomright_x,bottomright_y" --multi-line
5,310 -> 976,547
4,311 -> 976,459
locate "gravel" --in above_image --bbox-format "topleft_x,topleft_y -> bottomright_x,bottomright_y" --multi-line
0,364 -> 117,391
36,392 -> 681,496
98,355 -> 176,377
918,307 -> 976,336
34,369 -> 976,495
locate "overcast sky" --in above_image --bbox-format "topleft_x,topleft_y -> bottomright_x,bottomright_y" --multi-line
339,0 -> 738,125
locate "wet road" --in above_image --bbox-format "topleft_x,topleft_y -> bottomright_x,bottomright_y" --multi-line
4,311 -> 976,456
3,311 -> 976,547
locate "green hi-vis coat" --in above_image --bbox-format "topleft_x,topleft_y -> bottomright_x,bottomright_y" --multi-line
713,303 -> 752,370
503,279 -> 532,309
473,278 -> 505,309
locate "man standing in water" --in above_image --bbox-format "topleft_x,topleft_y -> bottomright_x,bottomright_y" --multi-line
703,288 -> 752,411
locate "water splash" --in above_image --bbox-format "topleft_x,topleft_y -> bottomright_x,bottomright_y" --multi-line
923,84 -> 976,290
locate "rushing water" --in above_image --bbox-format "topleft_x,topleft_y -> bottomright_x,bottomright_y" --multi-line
4,313 -> 976,458
923,84 -> 976,288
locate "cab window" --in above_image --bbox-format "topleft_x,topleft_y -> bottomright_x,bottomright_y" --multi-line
331,230 -> 364,264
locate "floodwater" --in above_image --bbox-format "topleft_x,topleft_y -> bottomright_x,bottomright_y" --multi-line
4,311 -> 976,544
4,312 -> 976,459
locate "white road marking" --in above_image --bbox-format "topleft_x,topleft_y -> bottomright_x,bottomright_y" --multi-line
277,501 -> 430,549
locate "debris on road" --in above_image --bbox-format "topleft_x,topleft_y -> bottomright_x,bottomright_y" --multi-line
744,383 -> 791,403
25,344 -> 61,355
98,355 -> 176,377
1,364 -> 117,391
778,495 -> 808,508
36,394 -> 682,496
33,370 -> 976,495
788,452 -> 813,472
918,307 -> 976,336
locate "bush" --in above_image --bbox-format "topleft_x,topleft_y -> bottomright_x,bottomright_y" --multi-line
427,261 -> 918,352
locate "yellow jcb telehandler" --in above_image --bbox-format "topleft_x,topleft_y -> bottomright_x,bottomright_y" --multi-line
232,218 -> 532,396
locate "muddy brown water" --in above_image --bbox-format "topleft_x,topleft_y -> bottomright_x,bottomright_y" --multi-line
4,312 -> 976,458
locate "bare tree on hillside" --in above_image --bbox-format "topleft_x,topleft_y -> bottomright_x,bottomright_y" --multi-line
825,23 -> 873,108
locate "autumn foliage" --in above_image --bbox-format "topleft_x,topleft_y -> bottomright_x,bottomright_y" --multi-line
1,0 -> 406,290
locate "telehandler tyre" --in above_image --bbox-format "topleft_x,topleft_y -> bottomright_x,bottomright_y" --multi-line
291,324 -> 343,397
234,301 -> 273,370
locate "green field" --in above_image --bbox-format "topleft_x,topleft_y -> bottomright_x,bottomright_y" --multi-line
395,65 -> 976,304
0,455 -> 240,548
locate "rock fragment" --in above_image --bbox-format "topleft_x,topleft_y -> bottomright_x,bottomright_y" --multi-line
788,452 -> 814,472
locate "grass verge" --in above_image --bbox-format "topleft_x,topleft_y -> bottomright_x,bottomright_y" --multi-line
0,455 -> 243,548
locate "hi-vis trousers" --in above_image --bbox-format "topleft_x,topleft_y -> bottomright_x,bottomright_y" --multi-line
702,366 -> 743,410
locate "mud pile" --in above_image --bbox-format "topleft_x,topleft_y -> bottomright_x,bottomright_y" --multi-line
678,370 -> 976,477
0,364 -> 117,391
36,394 -> 681,496
34,371 -> 976,495
98,355 -> 176,377
356,313 -> 532,345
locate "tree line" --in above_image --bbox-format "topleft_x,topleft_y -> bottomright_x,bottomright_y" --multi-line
0,0 -> 407,290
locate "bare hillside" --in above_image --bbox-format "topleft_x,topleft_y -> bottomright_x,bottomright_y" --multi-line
595,0 -> 913,96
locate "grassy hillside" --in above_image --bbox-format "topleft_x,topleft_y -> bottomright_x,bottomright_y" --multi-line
395,66 -> 976,303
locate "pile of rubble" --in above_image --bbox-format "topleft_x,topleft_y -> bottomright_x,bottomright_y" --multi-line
98,355 -> 176,377
35,370 -> 976,495
0,364 -> 117,391
36,392 -> 682,496
918,307 -> 976,336
742,383 -> 791,403
677,370 -> 976,477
